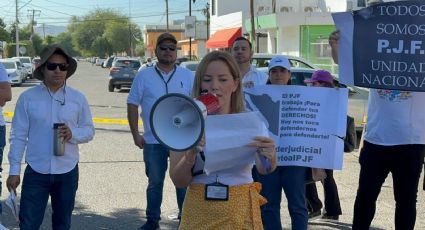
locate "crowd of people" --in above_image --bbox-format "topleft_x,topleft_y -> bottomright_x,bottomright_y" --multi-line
0,4 -> 424,229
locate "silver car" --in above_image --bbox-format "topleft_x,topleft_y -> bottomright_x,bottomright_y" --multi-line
0,59 -> 26,86
12,56 -> 32,78
179,61 -> 200,75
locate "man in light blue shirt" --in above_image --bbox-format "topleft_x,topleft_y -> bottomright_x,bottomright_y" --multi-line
7,44 -> 95,230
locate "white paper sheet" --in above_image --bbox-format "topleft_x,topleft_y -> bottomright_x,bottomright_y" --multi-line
0,223 -> 9,230
5,190 -> 19,222
203,111 -> 268,174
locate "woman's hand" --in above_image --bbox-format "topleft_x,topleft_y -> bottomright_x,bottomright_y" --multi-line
169,135 -> 205,188
185,136 -> 205,164
248,136 -> 277,174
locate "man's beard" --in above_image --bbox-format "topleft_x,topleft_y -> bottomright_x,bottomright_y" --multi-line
235,56 -> 250,65
158,57 -> 175,65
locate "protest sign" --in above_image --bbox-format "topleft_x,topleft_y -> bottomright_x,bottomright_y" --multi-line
245,85 -> 348,170
333,0 -> 425,91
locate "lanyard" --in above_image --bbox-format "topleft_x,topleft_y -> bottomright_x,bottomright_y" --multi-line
154,66 -> 177,94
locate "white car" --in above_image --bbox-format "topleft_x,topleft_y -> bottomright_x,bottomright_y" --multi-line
0,59 -> 26,85
252,53 -> 316,70
96,58 -> 106,66
12,56 -> 32,78
179,61 -> 200,75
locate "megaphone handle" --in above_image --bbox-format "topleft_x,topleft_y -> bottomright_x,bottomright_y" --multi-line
260,156 -> 271,173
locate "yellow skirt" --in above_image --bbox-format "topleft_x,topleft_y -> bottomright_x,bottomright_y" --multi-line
179,182 -> 267,230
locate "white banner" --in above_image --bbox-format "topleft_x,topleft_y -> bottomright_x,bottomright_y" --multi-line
245,85 -> 348,170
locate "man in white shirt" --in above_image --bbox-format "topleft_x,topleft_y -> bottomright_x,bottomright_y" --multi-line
231,37 -> 268,89
127,33 -> 193,230
7,44 -> 95,230
0,63 -> 11,223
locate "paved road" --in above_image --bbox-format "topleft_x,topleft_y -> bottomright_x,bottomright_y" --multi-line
0,62 -> 424,229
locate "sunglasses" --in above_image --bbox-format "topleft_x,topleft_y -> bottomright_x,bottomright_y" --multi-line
46,62 -> 69,71
158,45 -> 176,51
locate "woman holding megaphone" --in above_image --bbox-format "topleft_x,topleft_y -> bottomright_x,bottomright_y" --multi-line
170,51 -> 277,229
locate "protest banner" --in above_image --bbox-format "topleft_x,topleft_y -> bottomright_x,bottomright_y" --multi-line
245,85 -> 348,170
333,0 -> 425,91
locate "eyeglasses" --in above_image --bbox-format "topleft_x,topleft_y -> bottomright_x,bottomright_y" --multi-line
46,62 -> 69,71
158,45 -> 176,51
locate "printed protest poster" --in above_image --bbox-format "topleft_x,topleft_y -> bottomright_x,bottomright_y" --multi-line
333,0 -> 425,91
245,85 -> 348,170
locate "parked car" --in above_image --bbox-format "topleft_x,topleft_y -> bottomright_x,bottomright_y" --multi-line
252,53 -> 316,70
12,56 -> 32,79
259,66 -> 368,132
96,58 -> 106,66
0,59 -> 26,85
32,57 -> 41,70
108,57 -> 141,92
102,56 -> 115,68
176,55 -> 199,65
179,61 -> 200,75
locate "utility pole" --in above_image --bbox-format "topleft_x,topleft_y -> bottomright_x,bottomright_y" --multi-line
166,0 -> 169,32
15,0 -> 20,57
129,0 -> 134,56
205,3 -> 210,40
250,0 -> 256,52
28,9 -> 41,57
189,0 -> 192,60
42,23 -> 46,39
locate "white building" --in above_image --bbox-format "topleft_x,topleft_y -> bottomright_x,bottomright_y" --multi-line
207,0 -> 354,70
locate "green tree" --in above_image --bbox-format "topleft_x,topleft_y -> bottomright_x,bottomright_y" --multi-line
32,33 -> 44,56
92,36 -> 111,57
53,32 -> 80,57
68,8 -> 142,56
10,23 -> 32,42
43,35 -> 55,46
104,21 -> 131,53
0,18 -> 11,42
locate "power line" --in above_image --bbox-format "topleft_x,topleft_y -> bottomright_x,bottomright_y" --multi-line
43,0 -> 92,11
31,9 -> 204,25
27,3 -> 75,16
18,0 -> 33,10
1,1 -> 208,27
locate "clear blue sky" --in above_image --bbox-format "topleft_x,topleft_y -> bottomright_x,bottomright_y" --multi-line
0,0 -> 209,29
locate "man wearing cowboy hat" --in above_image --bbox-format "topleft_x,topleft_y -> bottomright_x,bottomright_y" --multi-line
6,44 -> 95,229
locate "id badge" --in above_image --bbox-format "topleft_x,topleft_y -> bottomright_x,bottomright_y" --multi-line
205,182 -> 229,201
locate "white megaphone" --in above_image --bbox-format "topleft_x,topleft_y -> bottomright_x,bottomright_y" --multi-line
150,92 -> 220,151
